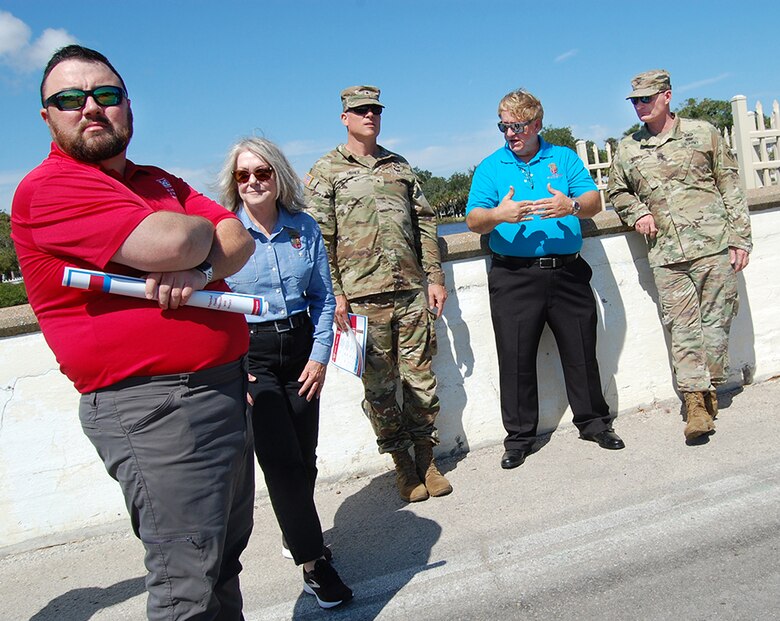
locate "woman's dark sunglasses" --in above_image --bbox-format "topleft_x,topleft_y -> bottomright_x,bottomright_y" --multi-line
232,167 -> 275,184
43,86 -> 126,111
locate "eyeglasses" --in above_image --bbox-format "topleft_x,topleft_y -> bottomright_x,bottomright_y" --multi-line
43,86 -> 126,111
630,95 -> 656,106
349,105 -> 383,116
498,121 -> 530,134
232,166 -> 274,184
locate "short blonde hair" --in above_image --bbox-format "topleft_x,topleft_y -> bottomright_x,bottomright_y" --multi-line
498,88 -> 544,123
216,137 -> 305,214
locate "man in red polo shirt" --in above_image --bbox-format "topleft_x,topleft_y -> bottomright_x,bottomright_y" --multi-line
12,45 -> 255,620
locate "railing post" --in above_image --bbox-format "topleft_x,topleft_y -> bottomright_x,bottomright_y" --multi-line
731,95 -> 757,190
575,139 -> 588,166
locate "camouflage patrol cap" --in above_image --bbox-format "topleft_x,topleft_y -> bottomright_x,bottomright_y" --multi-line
626,69 -> 672,98
340,85 -> 385,112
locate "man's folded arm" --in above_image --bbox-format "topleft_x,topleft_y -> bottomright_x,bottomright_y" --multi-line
111,210 -> 215,272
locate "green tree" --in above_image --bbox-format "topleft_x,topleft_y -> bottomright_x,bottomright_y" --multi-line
0,212 -> 20,277
413,167 -> 474,219
674,97 -> 732,131
623,123 -> 641,136
540,126 -> 577,150
0,282 -> 27,308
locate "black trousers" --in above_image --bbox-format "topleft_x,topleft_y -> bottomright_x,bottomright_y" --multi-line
488,256 -> 614,451
247,316 -> 323,565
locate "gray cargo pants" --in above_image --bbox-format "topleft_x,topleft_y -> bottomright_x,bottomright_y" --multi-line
79,359 -> 255,620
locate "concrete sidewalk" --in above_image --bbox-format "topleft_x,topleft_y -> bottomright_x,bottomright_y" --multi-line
2,379 -> 779,620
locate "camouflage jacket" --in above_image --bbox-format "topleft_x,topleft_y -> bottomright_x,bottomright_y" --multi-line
303,144 -> 444,299
608,116 -> 752,268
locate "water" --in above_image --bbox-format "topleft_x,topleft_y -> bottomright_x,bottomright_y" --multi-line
437,220 -> 469,235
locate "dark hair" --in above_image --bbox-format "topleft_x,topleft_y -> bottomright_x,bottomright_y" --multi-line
40,45 -> 127,104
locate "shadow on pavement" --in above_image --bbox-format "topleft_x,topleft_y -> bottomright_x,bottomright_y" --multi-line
291,471 -> 443,619
29,576 -> 145,621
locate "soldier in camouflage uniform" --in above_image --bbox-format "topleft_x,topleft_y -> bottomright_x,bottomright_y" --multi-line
303,85 -> 452,502
608,69 -> 752,442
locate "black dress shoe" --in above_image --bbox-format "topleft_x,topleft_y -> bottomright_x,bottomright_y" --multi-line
580,429 -> 625,450
501,449 -> 529,469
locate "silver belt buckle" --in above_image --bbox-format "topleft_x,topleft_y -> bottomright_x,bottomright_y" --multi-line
275,317 -> 295,333
538,256 -> 557,269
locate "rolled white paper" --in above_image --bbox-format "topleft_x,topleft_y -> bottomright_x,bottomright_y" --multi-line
62,266 -> 268,316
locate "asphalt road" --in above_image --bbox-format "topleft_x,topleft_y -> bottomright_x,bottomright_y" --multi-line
2,379 -> 779,621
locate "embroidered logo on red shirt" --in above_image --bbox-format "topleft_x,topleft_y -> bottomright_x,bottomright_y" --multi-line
156,178 -> 178,199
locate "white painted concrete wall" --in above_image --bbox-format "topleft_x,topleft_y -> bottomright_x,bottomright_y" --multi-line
2,205 -> 779,554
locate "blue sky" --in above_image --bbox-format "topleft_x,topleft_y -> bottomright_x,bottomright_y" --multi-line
1,1 -> 778,213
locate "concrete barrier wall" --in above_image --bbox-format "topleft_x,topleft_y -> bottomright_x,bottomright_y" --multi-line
2,188 -> 779,554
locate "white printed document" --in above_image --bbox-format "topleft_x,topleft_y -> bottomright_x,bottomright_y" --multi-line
330,313 -> 368,377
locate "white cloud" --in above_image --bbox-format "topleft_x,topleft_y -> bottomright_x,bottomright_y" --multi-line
0,11 -> 77,72
554,49 -> 578,63
26,28 -> 78,69
676,73 -> 731,94
0,11 -> 30,55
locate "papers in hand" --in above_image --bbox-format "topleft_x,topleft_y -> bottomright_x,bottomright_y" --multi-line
62,266 -> 268,316
330,313 -> 368,377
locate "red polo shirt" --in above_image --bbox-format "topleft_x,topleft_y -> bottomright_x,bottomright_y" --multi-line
12,143 -> 248,393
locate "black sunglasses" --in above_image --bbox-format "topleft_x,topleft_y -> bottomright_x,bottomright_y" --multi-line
629,95 -> 656,106
43,86 -> 126,111
349,105 -> 383,116
232,166 -> 274,184
498,121 -> 530,134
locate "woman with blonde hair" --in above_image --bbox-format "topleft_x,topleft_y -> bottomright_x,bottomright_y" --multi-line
218,137 -> 352,609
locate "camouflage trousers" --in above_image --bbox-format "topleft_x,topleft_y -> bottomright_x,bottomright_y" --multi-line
349,288 -> 440,454
652,251 -> 739,392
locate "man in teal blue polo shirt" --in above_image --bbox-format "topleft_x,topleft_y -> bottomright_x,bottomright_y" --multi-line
466,87 -> 625,470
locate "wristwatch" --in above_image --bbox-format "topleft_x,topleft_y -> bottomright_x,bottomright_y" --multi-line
194,260 -> 213,284
571,200 -> 581,216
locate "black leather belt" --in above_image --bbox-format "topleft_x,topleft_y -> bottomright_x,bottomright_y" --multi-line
248,312 -> 309,334
492,252 -> 580,269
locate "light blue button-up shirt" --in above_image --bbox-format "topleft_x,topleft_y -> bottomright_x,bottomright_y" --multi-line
225,206 -> 336,365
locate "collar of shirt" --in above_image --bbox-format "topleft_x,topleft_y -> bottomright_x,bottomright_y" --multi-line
499,136 -> 554,167
336,143 -> 395,167
639,114 -> 681,148
49,142 -> 153,190
237,204 -> 301,240
49,141 -> 116,176
48,141 -> 142,184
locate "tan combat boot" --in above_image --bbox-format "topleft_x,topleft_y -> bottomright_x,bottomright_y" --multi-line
704,389 -> 719,420
414,442 -> 453,497
683,391 -> 716,440
390,450 -> 429,502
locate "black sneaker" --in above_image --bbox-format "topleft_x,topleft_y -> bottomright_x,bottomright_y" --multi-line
303,559 -> 353,609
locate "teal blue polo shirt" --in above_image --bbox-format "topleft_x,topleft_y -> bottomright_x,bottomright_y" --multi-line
466,138 -> 596,257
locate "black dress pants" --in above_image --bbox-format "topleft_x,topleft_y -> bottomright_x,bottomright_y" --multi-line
488,256 -> 614,451
247,316 -> 323,565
